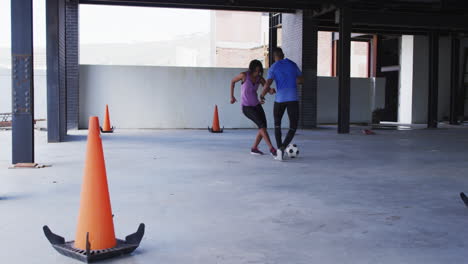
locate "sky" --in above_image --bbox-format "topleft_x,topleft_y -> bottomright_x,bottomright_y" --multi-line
0,0 -> 211,47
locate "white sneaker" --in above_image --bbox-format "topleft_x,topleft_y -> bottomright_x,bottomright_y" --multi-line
275,149 -> 284,161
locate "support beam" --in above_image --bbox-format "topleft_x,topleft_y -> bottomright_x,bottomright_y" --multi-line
351,10 -> 468,31
427,32 -> 439,128
79,0 -> 304,12
337,8 -> 351,134
301,10 -> 318,128
449,34 -> 460,125
46,0 -> 67,142
268,13 -> 278,67
11,0 -> 34,164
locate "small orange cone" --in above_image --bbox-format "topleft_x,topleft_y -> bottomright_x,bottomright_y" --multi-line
43,116 -> 144,262
208,105 -> 223,133
100,104 -> 114,133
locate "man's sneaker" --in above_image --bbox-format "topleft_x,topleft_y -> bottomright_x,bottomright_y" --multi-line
275,148 -> 284,161
250,148 -> 264,155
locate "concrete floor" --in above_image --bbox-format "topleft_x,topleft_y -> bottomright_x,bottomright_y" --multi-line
1,126 -> 468,263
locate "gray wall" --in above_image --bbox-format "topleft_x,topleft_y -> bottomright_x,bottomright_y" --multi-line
317,77 -> 385,124
79,65 -> 383,128
79,65 -> 285,129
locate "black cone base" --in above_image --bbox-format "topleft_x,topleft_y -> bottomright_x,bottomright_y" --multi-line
208,126 -> 224,133
100,126 -> 114,133
43,223 -> 145,263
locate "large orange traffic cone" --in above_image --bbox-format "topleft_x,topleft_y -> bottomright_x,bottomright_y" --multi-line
75,116 -> 116,250
208,105 -> 223,133
43,116 -> 144,262
100,104 -> 114,133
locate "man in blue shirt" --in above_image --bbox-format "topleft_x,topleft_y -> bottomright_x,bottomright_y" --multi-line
261,48 -> 304,160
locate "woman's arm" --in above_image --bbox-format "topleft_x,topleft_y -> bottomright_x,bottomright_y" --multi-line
230,73 -> 245,104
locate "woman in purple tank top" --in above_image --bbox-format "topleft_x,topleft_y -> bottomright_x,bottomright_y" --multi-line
230,60 -> 277,156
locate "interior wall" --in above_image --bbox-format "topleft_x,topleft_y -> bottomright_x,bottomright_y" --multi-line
79,65 -> 383,128
317,77 -> 385,124
79,65 -> 284,129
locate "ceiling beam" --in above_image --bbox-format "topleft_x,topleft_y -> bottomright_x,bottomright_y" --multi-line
78,0 -> 323,12
350,9 -> 468,31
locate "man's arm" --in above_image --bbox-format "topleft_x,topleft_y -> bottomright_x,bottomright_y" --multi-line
297,75 -> 304,85
261,79 -> 274,99
295,64 -> 304,85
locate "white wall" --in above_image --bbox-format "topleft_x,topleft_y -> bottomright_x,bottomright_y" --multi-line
79,65 -> 286,129
317,77 -> 385,124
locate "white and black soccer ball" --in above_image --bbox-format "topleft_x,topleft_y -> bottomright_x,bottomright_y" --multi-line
285,144 -> 299,158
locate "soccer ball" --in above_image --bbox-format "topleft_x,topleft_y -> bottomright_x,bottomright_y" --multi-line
285,144 -> 299,158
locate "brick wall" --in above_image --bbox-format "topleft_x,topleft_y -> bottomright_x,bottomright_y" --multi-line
58,0 -> 67,139
216,47 -> 266,68
281,10 -> 317,128
281,11 -> 303,68
66,0 -> 79,130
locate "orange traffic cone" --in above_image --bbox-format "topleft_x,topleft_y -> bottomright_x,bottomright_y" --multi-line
208,105 -> 224,133
43,116 -> 144,262
100,104 -> 114,133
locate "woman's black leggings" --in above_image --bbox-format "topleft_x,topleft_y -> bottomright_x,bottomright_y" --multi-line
273,101 -> 299,150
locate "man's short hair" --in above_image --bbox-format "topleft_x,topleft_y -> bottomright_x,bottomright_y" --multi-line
273,47 -> 285,58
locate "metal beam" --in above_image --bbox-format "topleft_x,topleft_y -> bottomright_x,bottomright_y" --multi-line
351,10 -> 468,31
427,32 -> 439,128
11,0 -> 34,163
449,34 -> 460,125
337,8 -> 351,134
78,0 -> 312,12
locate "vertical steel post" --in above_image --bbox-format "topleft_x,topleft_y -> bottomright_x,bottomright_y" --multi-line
337,8 -> 351,134
11,0 -> 34,163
